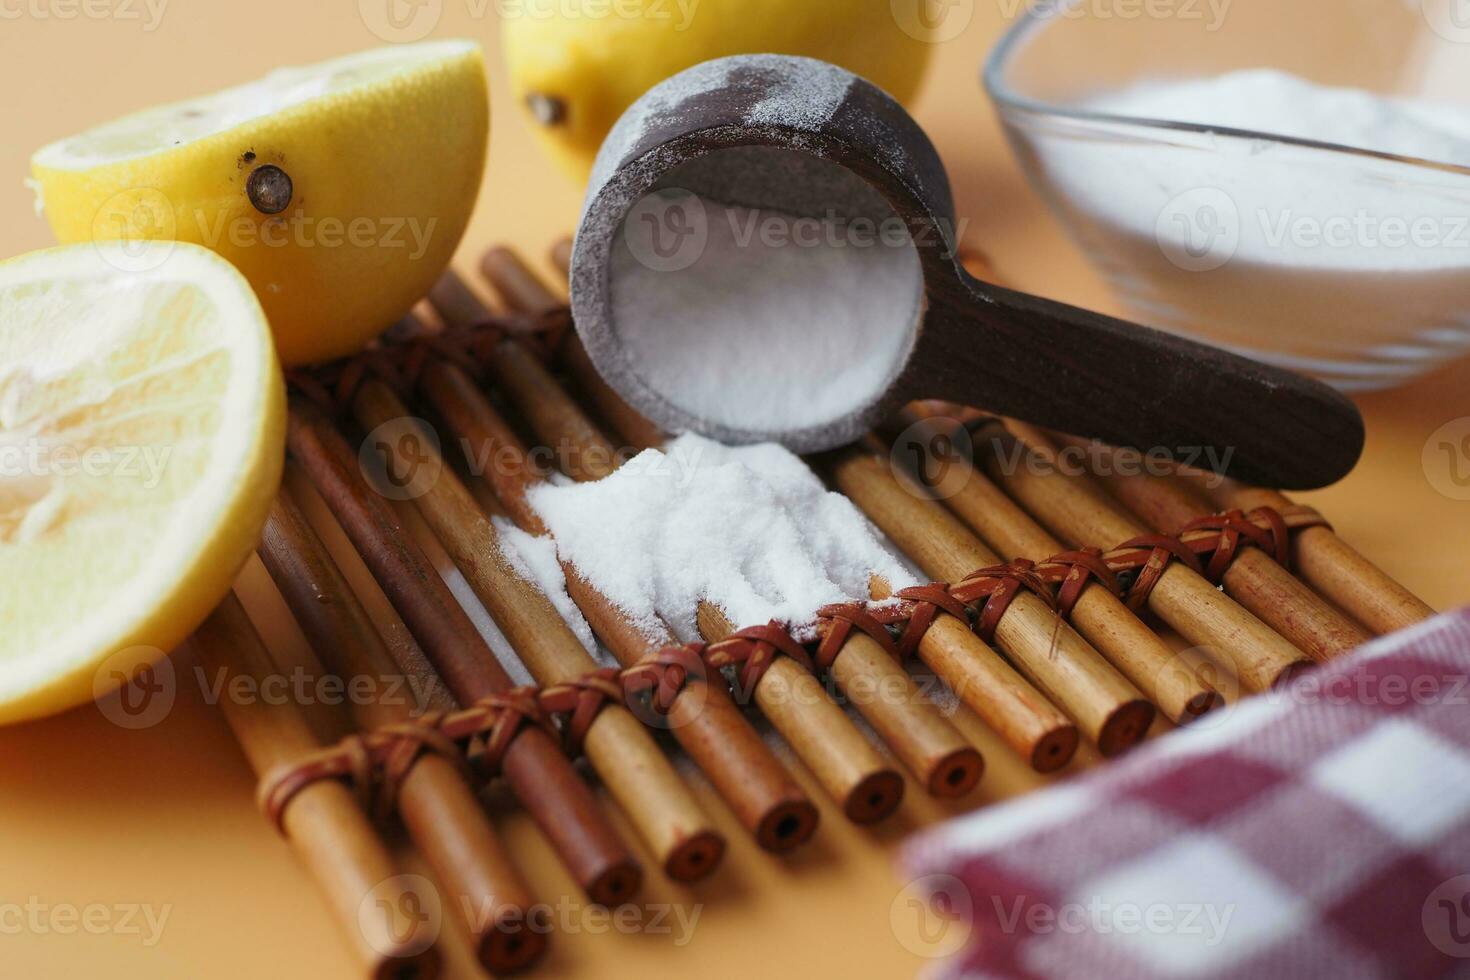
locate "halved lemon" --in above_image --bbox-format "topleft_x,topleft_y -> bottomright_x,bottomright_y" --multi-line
0,242 -> 284,724
31,40 -> 489,366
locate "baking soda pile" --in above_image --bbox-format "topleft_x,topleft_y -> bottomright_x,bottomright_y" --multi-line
506,433 -> 916,644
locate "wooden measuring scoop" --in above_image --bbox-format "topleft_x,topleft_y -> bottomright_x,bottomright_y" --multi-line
570,55 -> 1364,490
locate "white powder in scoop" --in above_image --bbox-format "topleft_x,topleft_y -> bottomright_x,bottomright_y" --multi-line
526,433 -> 918,643
609,193 -> 923,435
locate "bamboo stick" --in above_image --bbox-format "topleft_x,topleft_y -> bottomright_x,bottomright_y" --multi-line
430,276 -> 982,800
696,603 -> 907,821
563,333 -> 669,452
497,242 -> 670,451
258,491 -> 544,973
566,566 -> 821,847
285,399 -> 643,904
1185,476 -> 1436,635
550,238 -> 574,283
190,593 -> 442,980
827,449 -> 1154,756
970,420 -> 1314,692
428,270 -> 640,485
415,358 -> 821,849
871,578 -> 1079,771
881,420 -> 1223,723
481,245 -> 564,315
352,378 -> 727,881
1050,434 -> 1372,662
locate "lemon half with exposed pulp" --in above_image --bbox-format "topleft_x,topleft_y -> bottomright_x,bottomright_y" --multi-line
31,40 -> 489,366
0,242 -> 284,724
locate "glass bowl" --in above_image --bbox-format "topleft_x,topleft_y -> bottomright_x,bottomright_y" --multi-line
983,0 -> 1470,391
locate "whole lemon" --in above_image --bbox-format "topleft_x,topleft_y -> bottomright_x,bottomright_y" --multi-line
502,0 -> 933,179
31,40 -> 488,366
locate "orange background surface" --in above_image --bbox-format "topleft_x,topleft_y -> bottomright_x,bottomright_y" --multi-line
2,3 -> 1468,979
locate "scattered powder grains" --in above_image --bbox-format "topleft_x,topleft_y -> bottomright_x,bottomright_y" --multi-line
525,434 -> 918,643
493,517 -> 601,658
436,559 -> 538,687
585,54 -> 860,206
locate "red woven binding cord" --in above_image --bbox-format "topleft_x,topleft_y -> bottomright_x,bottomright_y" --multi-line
815,603 -> 902,670
892,584 -> 970,660
538,668 -> 624,756
621,644 -> 709,717
703,623 -> 815,699
949,560 -> 1059,644
470,688 -> 558,781
1111,533 -> 1207,612
1047,548 -> 1122,619
1185,506 -> 1300,582
256,687 -> 555,833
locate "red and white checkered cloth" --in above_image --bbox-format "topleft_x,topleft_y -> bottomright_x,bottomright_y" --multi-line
904,607 -> 1470,979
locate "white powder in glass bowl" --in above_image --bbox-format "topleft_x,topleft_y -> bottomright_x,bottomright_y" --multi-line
1026,68 -> 1470,387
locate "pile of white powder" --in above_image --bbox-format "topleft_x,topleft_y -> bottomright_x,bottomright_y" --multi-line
518,433 -> 917,643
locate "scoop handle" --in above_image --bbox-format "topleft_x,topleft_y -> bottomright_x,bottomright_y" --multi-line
909,268 -> 1364,490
